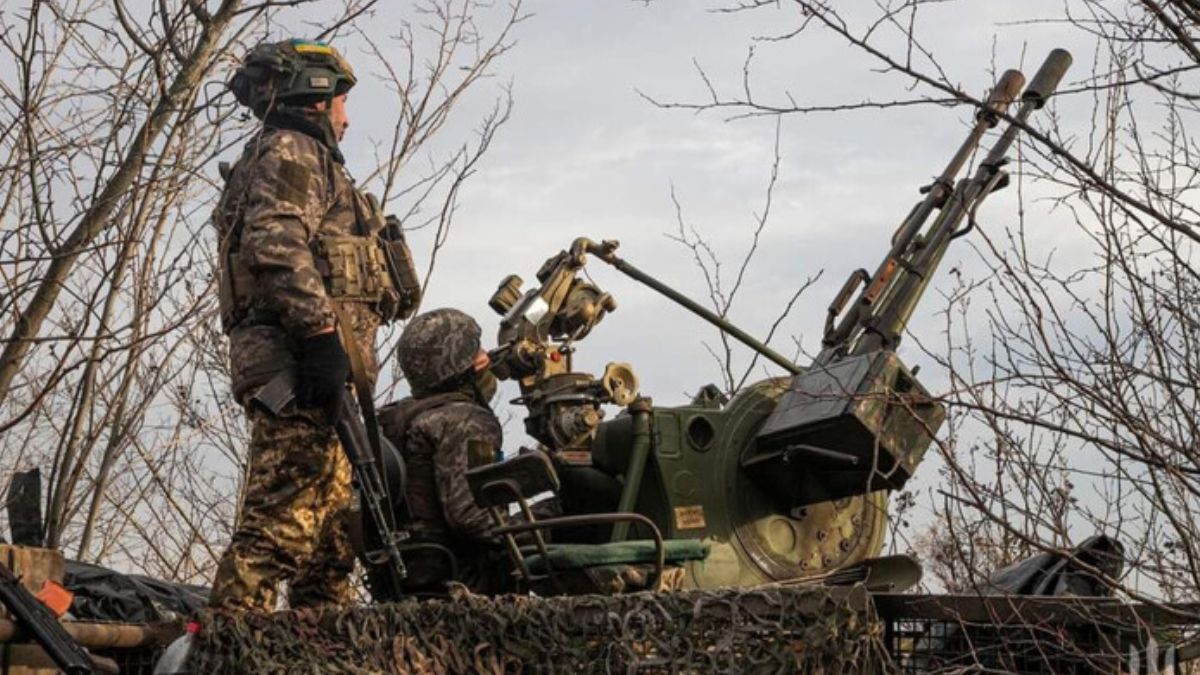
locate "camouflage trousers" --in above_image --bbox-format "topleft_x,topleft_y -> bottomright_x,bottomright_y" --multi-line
210,408 -> 355,612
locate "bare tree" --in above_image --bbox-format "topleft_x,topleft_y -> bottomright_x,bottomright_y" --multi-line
0,0 -> 519,583
354,0 -> 526,399
650,0 -> 1200,615
666,118 -> 820,396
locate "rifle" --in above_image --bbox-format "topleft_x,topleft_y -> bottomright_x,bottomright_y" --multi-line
749,50 -> 1074,508
0,561 -> 93,674
252,372 -> 409,601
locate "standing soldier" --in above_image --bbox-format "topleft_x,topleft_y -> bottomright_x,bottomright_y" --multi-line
379,309 -> 507,595
209,39 -> 421,612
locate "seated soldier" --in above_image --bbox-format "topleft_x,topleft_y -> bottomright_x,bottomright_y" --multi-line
379,308 -> 508,594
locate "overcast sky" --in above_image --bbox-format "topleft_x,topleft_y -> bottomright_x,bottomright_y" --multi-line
322,1 -> 1088,402
267,1 -> 1105,534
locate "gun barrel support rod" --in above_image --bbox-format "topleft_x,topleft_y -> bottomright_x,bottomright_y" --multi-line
859,98 -> 1043,355
816,69 -> 1029,365
596,253 -> 802,375
611,401 -> 653,543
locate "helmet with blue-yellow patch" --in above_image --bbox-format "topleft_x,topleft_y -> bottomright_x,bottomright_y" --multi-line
229,39 -> 356,118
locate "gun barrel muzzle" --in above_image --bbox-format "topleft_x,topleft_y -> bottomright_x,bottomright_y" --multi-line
977,69 -> 1026,126
1023,48 -> 1073,109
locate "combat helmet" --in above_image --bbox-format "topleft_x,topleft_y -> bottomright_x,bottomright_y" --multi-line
229,39 -> 356,118
399,308 -> 482,395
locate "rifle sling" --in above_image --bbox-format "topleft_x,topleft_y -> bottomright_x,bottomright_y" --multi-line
331,303 -> 385,465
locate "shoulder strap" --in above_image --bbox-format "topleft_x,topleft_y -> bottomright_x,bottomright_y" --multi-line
349,186 -> 373,237
332,303 -> 384,458
321,146 -> 338,206
383,392 -> 472,451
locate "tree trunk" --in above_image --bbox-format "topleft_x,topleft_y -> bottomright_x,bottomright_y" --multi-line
0,0 -> 243,406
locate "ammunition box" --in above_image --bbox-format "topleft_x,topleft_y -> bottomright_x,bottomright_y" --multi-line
746,350 -> 944,507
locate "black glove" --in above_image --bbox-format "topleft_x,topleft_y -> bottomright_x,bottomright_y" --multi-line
296,330 -> 351,420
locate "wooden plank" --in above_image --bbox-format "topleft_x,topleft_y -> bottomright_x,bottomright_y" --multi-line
0,619 -> 182,649
0,546 -> 65,610
0,547 -> 66,675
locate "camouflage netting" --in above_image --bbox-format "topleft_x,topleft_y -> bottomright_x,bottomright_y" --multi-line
188,585 -> 893,674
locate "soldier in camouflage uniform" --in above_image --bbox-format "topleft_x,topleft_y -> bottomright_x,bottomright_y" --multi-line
209,39 -> 420,612
379,309 -> 507,594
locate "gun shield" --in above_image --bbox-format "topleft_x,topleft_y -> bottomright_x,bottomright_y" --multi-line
748,351 -> 944,507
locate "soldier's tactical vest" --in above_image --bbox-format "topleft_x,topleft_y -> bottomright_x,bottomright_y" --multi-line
377,393 -> 474,543
216,156 -> 421,333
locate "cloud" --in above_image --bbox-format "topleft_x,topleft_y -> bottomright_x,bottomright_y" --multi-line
263,2 -> 1109,502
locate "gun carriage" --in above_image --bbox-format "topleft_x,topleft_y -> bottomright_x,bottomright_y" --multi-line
471,53 -> 1067,590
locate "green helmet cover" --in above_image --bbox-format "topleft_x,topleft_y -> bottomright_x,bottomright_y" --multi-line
230,39 -> 357,118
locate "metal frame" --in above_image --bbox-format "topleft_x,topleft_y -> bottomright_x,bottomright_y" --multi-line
395,542 -> 459,585
478,477 -> 666,593
873,593 -> 1200,673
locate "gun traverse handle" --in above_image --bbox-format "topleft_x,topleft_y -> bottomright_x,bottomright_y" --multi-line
825,269 -> 869,339
1023,48 -> 1073,109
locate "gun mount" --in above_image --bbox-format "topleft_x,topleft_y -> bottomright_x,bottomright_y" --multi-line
485,240 -> 636,455
483,50 -> 1074,588
484,237 -> 884,585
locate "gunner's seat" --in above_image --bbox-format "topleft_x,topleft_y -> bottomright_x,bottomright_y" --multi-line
466,451 -> 709,595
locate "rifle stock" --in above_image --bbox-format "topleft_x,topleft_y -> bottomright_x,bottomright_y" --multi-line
0,562 -> 93,674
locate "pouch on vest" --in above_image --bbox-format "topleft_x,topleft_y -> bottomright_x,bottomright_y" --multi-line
361,194 -> 421,321
315,234 -> 393,302
379,213 -> 421,320
217,236 -> 258,333
217,162 -> 258,334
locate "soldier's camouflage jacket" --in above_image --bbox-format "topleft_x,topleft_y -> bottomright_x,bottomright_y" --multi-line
213,115 -> 383,402
379,394 -> 503,590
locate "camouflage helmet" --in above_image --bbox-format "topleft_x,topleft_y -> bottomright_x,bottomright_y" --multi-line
229,39 -> 356,118
399,308 -> 482,394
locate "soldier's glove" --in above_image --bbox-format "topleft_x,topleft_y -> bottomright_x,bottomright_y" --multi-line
297,330 -> 351,420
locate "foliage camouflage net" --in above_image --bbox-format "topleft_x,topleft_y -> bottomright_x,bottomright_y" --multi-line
188,584 -> 893,674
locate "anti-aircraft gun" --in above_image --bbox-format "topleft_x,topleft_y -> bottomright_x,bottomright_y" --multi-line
481,50 -> 1075,590
748,54 -> 1072,513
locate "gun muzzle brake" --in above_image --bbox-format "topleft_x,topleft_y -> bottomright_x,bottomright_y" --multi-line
977,69 -> 1026,126
1023,48 -> 1073,109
